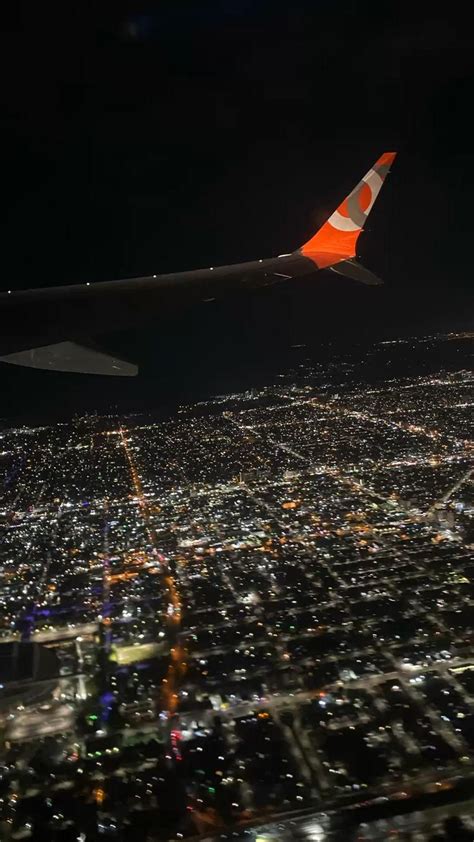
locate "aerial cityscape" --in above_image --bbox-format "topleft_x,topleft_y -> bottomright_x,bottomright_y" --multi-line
0,332 -> 473,840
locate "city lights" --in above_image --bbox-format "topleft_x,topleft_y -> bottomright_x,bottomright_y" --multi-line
0,333 -> 473,838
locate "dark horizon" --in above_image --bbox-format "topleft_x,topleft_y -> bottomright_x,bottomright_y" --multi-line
1,305 -> 472,427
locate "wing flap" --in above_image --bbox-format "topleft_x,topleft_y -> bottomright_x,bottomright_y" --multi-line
0,341 -> 138,376
328,258 -> 383,286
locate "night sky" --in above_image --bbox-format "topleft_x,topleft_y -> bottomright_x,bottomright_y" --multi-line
1,2 -> 473,421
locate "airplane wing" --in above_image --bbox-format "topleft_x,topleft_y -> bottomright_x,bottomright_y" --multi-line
0,152 -> 396,375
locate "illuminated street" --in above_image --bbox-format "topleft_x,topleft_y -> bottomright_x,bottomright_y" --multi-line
0,332 -> 473,840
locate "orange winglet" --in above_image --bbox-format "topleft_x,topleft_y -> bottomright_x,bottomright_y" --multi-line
300,152 -> 396,268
